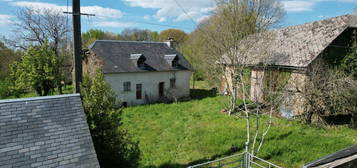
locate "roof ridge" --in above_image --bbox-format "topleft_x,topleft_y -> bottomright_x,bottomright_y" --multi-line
0,94 -> 80,104
275,14 -> 353,31
94,40 -> 168,44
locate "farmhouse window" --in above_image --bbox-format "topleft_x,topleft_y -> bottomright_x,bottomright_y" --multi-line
124,82 -> 131,91
170,78 -> 176,88
136,84 -> 142,99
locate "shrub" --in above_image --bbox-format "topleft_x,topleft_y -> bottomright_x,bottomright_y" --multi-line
81,70 -> 140,168
0,80 -> 11,98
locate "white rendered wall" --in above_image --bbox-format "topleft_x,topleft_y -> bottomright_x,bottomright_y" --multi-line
104,71 -> 191,106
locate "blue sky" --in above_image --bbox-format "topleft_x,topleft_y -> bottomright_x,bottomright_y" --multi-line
0,0 -> 356,36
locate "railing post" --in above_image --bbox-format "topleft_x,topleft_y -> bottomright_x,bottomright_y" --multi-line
245,141 -> 250,168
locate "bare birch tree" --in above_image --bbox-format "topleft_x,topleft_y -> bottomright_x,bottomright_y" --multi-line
199,0 -> 285,159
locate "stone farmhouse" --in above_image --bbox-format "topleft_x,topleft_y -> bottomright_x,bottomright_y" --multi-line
84,40 -> 193,106
221,14 -> 357,117
0,94 -> 99,168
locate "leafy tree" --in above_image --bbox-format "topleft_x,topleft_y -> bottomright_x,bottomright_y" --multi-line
341,30 -> 357,77
8,41 -> 60,96
179,30 -> 208,83
121,28 -> 157,41
82,29 -> 121,47
7,8 -> 72,93
159,29 -> 188,44
0,42 -> 21,80
81,70 -> 140,168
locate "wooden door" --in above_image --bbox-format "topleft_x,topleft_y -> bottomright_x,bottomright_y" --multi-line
159,82 -> 164,98
136,84 -> 142,99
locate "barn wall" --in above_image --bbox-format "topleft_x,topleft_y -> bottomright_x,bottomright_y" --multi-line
250,69 -> 265,102
104,70 -> 192,106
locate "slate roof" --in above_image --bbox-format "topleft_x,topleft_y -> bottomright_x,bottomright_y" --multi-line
227,14 -> 357,68
304,144 -> 357,167
89,40 -> 193,73
0,94 -> 99,168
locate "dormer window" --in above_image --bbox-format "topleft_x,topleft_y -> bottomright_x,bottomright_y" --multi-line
164,54 -> 179,67
137,57 -> 145,68
130,54 -> 146,68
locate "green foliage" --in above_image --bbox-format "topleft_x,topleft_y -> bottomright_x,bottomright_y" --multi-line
304,68 -> 357,124
81,70 -> 140,168
0,42 -> 20,80
82,29 -> 121,47
179,30 -> 208,81
340,30 -> 357,77
0,80 -> 11,98
121,28 -> 159,41
159,29 -> 188,43
122,95 -> 357,168
8,42 -> 60,96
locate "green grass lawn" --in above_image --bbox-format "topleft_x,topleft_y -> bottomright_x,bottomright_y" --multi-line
122,95 -> 357,168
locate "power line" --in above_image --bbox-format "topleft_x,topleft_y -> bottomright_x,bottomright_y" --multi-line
172,0 -> 199,27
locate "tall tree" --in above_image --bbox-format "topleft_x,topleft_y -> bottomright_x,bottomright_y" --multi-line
9,7 -> 72,93
201,0 -> 285,158
9,42 -> 61,96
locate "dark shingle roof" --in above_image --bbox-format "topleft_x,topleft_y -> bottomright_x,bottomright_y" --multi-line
89,40 -> 193,73
304,144 -> 357,167
0,94 -> 99,168
225,14 -> 357,68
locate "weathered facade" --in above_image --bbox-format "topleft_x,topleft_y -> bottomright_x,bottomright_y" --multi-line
84,40 -> 193,106
222,14 -> 357,117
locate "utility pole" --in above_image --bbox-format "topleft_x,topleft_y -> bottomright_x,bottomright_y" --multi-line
72,0 -> 82,93
65,0 -> 94,93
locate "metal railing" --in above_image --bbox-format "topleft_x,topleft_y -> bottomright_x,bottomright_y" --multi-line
187,152 -> 283,168
188,152 -> 245,168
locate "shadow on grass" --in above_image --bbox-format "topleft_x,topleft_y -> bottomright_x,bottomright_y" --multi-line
190,89 -> 217,100
142,144 -> 244,168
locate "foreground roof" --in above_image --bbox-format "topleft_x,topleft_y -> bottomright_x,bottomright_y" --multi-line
0,94 -> 99,168
229,14 -> 357,68
89,40 -> 193,73
304,144 -> 357,168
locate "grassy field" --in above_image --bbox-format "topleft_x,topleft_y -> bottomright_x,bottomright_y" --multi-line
122,92 -> 357,167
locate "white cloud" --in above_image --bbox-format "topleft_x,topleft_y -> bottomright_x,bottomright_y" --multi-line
0,14 -> 13,25
93,21 -> 134,28
123,0 -> 215,22
10,1 -> 123,19
281,0 -> 357,13
281,1 -> 315,12
336,0 -> 357,3
143,15 -> 151,20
